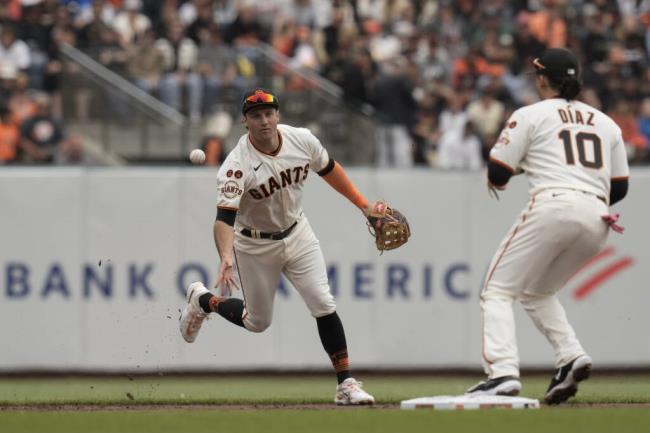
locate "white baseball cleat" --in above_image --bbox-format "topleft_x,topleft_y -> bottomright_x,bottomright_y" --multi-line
334,378 -> 375,405
179,282 -> 211,343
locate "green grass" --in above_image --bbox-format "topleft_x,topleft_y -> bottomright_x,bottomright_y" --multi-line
0,375 -> 649,405
1,375 -> 650,433
2,409 -> 650,433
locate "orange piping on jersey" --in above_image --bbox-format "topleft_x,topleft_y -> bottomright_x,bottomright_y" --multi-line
611,176 -> 629,181
321,161 -> 368,210
489,157 -> 515,173
248,131 -> 283,156
217,205 -> 239,211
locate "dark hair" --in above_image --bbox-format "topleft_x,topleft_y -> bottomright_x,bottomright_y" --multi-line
547,75 -> 582,100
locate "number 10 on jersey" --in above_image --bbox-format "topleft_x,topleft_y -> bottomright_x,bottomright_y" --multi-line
559,130 -> 603,169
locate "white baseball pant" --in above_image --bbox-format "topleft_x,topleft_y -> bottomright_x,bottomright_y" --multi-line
233,217 -> 336,332
481,188 -> 610,378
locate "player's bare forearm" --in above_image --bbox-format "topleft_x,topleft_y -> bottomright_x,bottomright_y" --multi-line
213,220 -> 234,261
321,161 -> 368,212
213,220 -> 238,294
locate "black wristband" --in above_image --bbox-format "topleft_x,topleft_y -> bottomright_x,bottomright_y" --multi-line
610,178 -> 628,205
487,161 -> 512,187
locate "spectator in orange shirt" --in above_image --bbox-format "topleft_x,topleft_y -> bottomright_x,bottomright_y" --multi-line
201,135 -> 224,166
8,73 -> 37,126
528,1 -> 567,48
0,0 -> 21,22
452,47 -> 504,91
272,17 -> 297,57
0,105 -> 19,164
199,110 -> 232,166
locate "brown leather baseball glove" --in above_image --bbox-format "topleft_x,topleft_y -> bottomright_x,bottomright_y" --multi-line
366,201 -> 410,252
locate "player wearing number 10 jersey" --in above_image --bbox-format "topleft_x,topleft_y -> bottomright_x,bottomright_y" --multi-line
465,48 -> 629,404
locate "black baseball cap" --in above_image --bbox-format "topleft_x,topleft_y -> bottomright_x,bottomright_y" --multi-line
241,88 -> 280,115
533,48 -> 579,79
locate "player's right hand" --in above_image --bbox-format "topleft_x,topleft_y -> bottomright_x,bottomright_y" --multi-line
215,257 -> 238,296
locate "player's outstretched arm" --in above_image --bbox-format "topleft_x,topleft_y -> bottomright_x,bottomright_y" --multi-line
213,216 -> 237,296
320,160 -> 370,214
320,160 -> 410,251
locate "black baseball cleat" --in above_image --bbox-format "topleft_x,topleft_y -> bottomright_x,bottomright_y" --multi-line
544,354 -> 592,405
465,375 -> 522,396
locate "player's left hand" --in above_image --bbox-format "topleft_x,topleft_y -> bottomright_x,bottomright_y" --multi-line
215,257 -> 238,296
365,200 -> 410,252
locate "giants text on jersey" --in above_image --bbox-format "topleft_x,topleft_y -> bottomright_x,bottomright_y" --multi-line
216,124 -> 330,233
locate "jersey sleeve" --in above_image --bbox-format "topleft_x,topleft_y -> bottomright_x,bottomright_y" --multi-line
489,110 -> 532,172
610,127 -> 630,180
216,156 -> 247,211
304,129 -> 330,172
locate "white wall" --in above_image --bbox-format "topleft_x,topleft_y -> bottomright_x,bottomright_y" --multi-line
0,167 -> 647,371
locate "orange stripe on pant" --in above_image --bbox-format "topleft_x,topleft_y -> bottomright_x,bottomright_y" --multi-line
481,195 -> 537,374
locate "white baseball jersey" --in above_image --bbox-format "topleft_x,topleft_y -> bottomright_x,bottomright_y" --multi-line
481,98 -> 631,380
216,124 -> 330,233
214,124 -> 336,329
491,98 -> 630,200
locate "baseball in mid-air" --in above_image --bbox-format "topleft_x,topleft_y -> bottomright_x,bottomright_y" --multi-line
189,149 -> 206,165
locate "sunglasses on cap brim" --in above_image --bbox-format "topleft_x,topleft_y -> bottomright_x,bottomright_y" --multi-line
245,91 -> 275,104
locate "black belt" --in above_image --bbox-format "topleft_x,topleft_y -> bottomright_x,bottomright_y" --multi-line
240,221 -> 298,240
568,188 -> 607,204
548,188 -> 607,205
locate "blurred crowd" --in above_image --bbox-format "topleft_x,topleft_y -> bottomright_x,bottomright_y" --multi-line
0,0 -> 648,167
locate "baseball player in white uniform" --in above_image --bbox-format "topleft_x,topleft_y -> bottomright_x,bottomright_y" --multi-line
466,49 -> 629,404
180,89 -> 375,405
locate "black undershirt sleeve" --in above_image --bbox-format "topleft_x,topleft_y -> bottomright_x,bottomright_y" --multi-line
487,160 -> 513,187
317,158 -> 335,177
216,208 -> 237,226
610,178 -> 628,205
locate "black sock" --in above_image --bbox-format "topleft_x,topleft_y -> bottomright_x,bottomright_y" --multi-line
215,298 -> 245,328
198,293 -> 245,327
317,312 -> 352,384
198,293 -> 214,313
